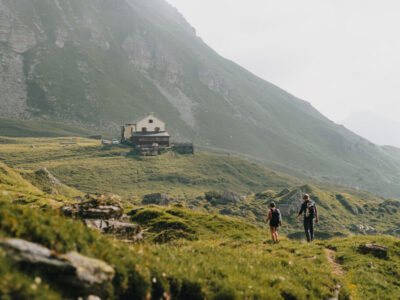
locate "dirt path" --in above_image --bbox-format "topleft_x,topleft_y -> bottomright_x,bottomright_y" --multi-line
324,248 -> 345,277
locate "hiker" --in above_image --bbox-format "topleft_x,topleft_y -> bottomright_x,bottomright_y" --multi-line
297,194 -> 318,242
265,202 -> 282,243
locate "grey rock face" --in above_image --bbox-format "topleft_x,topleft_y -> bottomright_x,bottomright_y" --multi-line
0,2 -> 36,53
198,68 -> 229,96
0,238 -> 115,297
0,45 -> 30,119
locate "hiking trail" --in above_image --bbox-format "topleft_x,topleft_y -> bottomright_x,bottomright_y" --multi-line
324,248 -> 345,277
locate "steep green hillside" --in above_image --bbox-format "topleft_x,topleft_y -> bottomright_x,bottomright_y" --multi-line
2,0 -> 400,197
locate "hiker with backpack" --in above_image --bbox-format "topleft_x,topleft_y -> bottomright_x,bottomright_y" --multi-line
297,194 -> 319,242
265,202 -> 282,243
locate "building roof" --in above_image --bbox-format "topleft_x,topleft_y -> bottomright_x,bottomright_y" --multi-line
132,131 -> 170,137
126,113 -> 161,126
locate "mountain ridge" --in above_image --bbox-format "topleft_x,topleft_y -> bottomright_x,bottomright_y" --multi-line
2,0 -> 400,198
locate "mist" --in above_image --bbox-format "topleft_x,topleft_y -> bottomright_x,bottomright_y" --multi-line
167,0 -> 400,146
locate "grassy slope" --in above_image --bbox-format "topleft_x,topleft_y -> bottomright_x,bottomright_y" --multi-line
0,159 -> 399,299
0,136 -> 301,199
0,118 -> 96,138
0,137 -> 399,239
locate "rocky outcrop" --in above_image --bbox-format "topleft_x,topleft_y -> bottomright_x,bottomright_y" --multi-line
277,189 -> 304,217
205,190 -> 245,205
84,219 -> 143,242
198,68 -> 229,96
61,194 -> 143,242
0,238 -> 114,297
358,243 -> 388,258
61,194 -> 124,219
142,193 -> 172,206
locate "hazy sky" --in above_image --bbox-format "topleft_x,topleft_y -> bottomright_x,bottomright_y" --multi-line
166,0 -> 400,124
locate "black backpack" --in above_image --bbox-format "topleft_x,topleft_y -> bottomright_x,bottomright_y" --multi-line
271,208 -> 281,224
305,201 -> 316,218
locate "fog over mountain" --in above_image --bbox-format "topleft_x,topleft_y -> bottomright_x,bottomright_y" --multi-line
167,0 -> 400,136
343,111 -> 400,148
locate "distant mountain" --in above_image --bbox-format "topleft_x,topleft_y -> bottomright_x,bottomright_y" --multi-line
2,0 -> 400,198
342,111 -> 400,148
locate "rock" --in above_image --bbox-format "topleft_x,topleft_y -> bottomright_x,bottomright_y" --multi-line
35,167 -> 62,191
0,238 -> 114,297
61,194 -> 124,219
84,219 -> 143,242
0,238 -> 74,272
142,193 -> 171,206
204,191 -> 244,205
358,243 -> 388,258
64,251 -> 115,294
61,195 -> 143,242
221,191 -> 245,203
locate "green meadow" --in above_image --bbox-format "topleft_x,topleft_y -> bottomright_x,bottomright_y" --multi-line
0,137 -> 399,299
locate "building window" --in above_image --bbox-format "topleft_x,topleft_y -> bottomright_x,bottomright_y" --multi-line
149,119 -> 153,123
155,127 -> 160,132
142,127 -> 147,132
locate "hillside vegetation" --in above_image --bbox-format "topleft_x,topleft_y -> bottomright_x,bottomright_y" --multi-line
0,136 -> 301,198
1,137 -> 399,239
0,140 -> 399,299
2,0 -> 400,197
0,189 -> 399,299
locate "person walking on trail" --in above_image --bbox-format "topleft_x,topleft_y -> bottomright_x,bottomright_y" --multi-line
265,202 -> 282,243
297,194 -> 319,242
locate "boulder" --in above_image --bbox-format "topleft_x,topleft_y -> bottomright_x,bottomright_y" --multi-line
358,243 -> 388,258
221,191 -> 245,203
84,219 -> 143,242
0,238 -> 114,297
204,191 -> 245,205
142,193 -> 171,206
61,194 -> 124,219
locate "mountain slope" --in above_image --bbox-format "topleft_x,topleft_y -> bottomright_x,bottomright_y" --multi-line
2,0 -> 400,197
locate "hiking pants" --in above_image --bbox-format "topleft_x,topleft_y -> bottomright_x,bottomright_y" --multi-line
304,218 -> 314,242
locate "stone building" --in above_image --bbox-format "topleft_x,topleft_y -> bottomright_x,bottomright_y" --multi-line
121,113 -> 170,147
